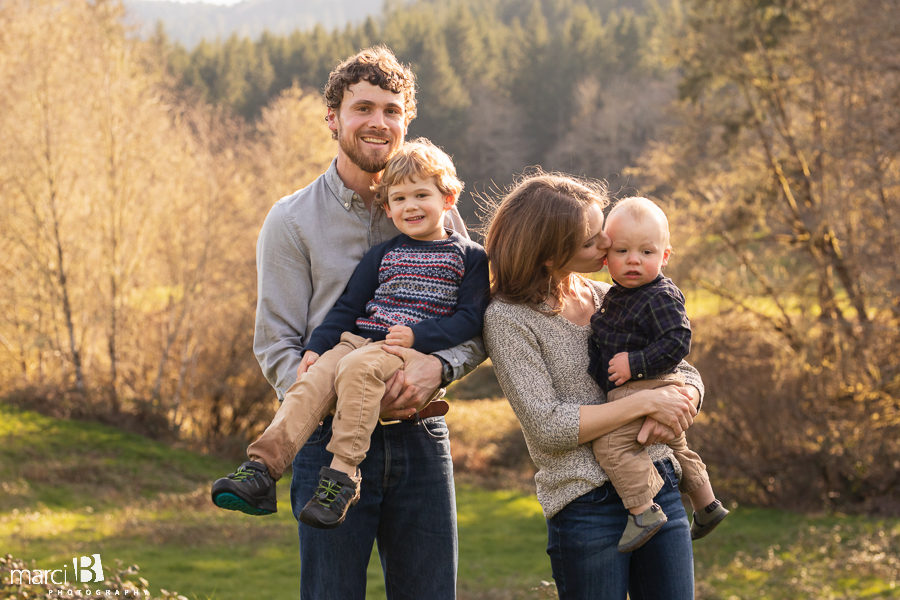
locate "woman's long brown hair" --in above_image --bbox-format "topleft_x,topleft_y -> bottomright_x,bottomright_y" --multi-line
484,172 -> 609,312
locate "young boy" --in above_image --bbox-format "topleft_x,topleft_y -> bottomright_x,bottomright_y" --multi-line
587,196 -> 728,553
212,138 -> 489,528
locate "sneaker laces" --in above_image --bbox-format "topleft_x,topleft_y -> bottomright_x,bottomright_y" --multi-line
313,478 -> 345,508
231,465 -> 262,482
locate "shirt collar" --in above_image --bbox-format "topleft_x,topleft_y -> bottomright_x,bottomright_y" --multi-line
611,273 -> 665,291
323,158 -> 363,212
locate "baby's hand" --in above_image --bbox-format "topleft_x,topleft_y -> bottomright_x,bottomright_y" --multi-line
607,352 -> 632,386
385,324 -> 415,348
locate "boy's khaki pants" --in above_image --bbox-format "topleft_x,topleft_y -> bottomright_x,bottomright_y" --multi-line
248,332 -> 404,479
591,374 -> 709,510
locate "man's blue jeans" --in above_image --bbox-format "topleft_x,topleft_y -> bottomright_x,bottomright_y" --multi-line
546,458 -> 694,600
290,415 -> 457,600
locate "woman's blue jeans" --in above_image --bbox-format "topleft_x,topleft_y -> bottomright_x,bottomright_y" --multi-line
290,415 -> 457,600
546,458 -> 695,599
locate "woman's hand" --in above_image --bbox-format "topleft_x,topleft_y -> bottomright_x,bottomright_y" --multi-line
578,384 -> 699,445
637,418 -> 677,445
637,383 -> 702,444
641,384 -> 696,438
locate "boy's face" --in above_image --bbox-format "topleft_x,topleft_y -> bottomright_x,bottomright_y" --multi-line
384,176 -> 453,241
604,212 -> 671,288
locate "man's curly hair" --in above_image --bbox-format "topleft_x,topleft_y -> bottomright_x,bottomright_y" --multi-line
323,46 -> 417,124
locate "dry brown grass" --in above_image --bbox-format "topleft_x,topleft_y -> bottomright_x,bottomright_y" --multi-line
446,395 -> 536,492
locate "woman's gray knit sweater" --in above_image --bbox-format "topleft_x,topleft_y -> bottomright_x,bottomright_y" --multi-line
483,279 -> 703,518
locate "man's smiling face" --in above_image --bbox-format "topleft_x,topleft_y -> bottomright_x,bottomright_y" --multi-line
329,81 -> 407,173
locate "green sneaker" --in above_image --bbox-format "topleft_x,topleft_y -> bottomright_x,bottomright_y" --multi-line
618,503 -> 668,553
298,466 -> 361,529
691,499 -> 729,540
211,460 -> 276,515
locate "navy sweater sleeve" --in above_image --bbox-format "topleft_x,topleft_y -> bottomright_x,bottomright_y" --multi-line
304,242 -> 387,355
409,240 -> 490,354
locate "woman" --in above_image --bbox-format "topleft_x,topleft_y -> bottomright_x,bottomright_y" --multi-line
482,173 -> 702,599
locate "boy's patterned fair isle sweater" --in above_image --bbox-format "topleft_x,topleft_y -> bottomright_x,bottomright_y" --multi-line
305,231 -> 490,356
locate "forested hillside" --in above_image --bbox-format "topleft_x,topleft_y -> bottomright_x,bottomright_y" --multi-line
2,0 -> 897,514
159,0 -> 670,215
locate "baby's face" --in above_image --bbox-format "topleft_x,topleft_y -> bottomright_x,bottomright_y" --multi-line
604,213 -> 670,288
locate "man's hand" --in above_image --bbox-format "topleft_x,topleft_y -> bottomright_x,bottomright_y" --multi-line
385,324 -> 414,348
379,345 -> 442,420
297,350 -> 320,378
608,352 -> 632,386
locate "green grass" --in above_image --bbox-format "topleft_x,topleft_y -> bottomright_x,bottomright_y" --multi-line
2,403 -> 898,599
692,508 -> 900,599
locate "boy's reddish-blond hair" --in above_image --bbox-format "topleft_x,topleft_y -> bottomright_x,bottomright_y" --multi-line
372,138 -> 463,207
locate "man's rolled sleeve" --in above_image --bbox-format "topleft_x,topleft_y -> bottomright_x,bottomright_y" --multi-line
433,336 -> 486,383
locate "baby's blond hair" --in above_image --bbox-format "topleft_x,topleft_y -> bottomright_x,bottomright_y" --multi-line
607,196 -> 671,249
372,138 -> 463,207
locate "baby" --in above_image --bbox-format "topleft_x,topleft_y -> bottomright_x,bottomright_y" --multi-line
588,196 -> 728,552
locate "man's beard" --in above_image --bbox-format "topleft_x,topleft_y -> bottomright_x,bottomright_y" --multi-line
337,127 -> 394,173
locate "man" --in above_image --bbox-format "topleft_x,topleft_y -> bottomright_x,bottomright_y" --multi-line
252,46 -> 483,599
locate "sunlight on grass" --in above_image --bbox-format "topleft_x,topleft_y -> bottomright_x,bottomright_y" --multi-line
693,507 -> 900,599
2,507 -> 112,540
0,406 -> 47,435
456,484 -> 550,595
456,487 -> 544,525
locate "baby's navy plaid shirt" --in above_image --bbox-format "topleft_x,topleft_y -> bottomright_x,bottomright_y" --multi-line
587,274 -> 692,393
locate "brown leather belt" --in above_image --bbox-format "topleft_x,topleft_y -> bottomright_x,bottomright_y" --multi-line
379,391 -> 449,426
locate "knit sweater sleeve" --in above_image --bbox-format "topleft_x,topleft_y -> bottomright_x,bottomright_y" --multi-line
410,241 -> 490,354
483,301 -> 582,454
675,358 -> 705,411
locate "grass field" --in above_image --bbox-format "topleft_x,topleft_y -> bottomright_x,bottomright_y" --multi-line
2,402 -> 898,599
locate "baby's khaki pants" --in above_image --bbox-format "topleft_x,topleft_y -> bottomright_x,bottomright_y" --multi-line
591,374 -> 709,510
